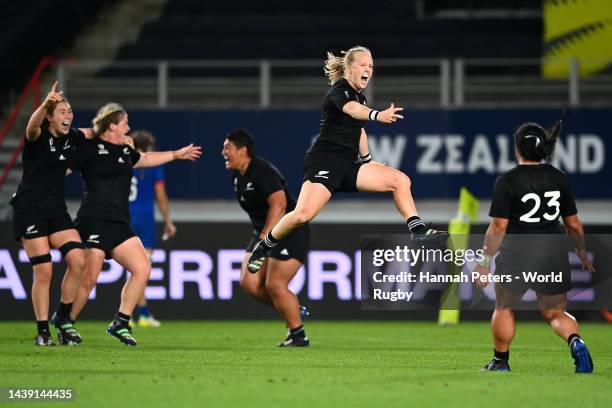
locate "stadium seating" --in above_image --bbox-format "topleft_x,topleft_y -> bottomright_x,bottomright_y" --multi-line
113,0 -> 542,61
0,1 -> 114,109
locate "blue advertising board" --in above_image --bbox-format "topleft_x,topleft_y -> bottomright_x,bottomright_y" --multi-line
68,108 -> 611,199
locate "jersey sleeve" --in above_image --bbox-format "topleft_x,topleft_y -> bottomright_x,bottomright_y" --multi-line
70,128 -> 87,147
489,175 -> 512,219
559,174 -> 578,217
254,165 -> 284,199
130,147 -> 141,166
328,84 -> 352,111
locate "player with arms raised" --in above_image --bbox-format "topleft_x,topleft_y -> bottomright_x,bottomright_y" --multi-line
247,46 -> 446,273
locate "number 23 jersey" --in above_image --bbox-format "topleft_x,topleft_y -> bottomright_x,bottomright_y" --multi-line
489,164 -> 577,234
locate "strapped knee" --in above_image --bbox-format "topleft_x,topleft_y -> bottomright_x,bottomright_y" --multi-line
30,253 -> 52,265
59,241 -> 85,257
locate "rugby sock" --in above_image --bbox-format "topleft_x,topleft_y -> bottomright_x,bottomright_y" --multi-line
261,231 -> 280,250
567,333 -> 581,347
494,349 -> 509,361
37,320 -> 50,334
113,311 -> 131,327
137,305 -> 151,318
289,325 -> 306,338
407,216 -> 427,233
57,302 -> 72,319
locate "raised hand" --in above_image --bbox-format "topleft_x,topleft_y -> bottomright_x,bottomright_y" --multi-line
43,81 -> 64,108
377,103 -> 404,124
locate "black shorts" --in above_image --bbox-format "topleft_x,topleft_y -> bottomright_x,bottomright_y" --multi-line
76,218 -> 136,259
12,206 -> 74,241
303,151 -> 362,194
246,225 -> 310,264
495,251 -> 572,296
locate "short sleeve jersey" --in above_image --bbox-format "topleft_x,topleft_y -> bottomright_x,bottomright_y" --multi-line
129,166 -> 165,217
9,127 -> 85,216
489,164 -> 577,233
73,138 -> 141,223
311,78 -> 367,158
231,157 -> 297,233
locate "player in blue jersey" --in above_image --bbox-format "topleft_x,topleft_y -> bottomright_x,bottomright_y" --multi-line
128,131 -> 177,327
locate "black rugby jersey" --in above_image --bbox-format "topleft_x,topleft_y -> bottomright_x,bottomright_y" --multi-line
489,164 -> 577,234
231,157 -> 296,233
10,127 -> 85,216
73,137 -> 141,224
310,78 -> 367,158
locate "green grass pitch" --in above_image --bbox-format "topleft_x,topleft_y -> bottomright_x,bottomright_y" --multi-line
0,321 -> 610,407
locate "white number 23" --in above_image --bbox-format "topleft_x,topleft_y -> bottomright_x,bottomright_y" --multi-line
519,191 -> 561,223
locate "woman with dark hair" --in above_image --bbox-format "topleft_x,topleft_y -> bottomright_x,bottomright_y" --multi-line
474,119 -> 595,373
247,45 -> 446,274
69,103 -> 201,346
128,130 -> 177,327
222,128 -> 311,346
9,82 -> 89,346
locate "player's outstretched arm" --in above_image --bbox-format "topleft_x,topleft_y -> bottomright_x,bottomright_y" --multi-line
342,101 -> 404,124
134,143 -> 202,168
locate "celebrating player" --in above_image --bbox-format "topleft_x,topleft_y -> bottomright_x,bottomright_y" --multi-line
129,130 -> 176,327
9,81 -> 89,346
474,120 -> 595,373
223,129 -> 311,346
247,45 -> 447,273
69,103 -> 201,345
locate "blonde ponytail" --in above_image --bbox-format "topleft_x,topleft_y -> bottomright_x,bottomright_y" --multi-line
324,45 -> 371,85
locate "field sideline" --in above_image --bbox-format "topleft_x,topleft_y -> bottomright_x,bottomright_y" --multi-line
1,321 -> 610,407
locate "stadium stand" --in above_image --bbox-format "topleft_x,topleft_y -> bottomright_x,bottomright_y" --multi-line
0,1 -> 115,110
113,0 -> 541,61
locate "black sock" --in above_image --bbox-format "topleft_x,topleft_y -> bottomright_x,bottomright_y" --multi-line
567,333 -> 581,347
262,231 -> 279,250
57,302 -> 72,319
37,320 -> 50,334
289,325 -> 305,338
494,349 -> 509,361
407,216 -> 426,233
114,311 -> 131,326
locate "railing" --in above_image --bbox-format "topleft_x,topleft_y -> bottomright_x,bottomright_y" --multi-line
55,57 -> 612,109
0,57 -> 55,190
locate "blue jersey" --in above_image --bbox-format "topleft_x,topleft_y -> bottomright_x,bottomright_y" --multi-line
129,166 -> 165,248
129,166 -> 165,216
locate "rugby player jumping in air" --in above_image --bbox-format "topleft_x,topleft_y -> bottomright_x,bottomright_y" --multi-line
247,46 -> 447,273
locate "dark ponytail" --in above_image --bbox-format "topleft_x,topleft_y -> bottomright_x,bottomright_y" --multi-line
514,119 -> 562,162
